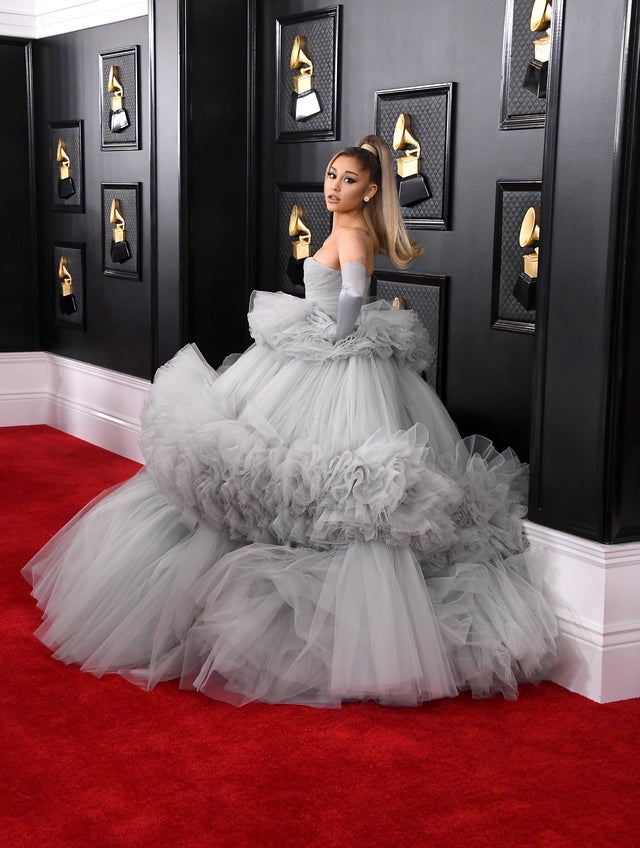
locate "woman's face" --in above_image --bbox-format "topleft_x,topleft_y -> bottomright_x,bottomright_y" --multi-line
324,155 -> 376,214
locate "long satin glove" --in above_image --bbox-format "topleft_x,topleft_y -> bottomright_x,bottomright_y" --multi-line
334,261 -> 367,340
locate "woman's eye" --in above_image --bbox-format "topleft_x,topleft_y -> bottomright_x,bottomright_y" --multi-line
327,172 -> 335,179
344,178 -> 355,184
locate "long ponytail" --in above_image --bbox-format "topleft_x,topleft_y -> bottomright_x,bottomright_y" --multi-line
327,134 -> 423,267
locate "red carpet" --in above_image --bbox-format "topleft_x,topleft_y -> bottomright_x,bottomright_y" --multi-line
1,425 -> 639,848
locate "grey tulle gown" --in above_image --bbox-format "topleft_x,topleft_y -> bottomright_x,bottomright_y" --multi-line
23,257 -> 557,706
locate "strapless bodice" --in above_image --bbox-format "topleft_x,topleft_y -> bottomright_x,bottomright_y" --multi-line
303,257 -> 370,317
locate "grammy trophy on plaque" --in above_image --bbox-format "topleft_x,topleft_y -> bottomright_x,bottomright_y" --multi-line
110,198 -> 132,264
57,255 -> 78,315
290,35 -> 322,122
287,204 -> 312,292
514,205 -> 540,311
523,0 -> 553,98
56,138 -> 75,200
108,65 -> 130,132
393,113 -> 431,207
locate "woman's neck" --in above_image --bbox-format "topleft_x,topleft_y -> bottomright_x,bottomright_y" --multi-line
331,210 -> 366,231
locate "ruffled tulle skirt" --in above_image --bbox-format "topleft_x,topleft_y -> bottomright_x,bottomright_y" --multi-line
23,292 -> 557,706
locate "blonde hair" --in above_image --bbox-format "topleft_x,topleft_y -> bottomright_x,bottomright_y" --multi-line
326,134 -> 423,267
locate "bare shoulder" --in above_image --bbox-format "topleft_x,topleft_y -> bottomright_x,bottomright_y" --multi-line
334,226 -> 372,249
335,226 -> 374,271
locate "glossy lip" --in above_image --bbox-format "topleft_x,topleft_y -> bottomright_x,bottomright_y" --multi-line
325,194 -> 340,204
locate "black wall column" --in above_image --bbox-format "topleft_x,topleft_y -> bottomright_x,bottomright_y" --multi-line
150,0 -> 184,369
151,0 -> 254,369
0,38 -> 37,352
181,0 -> 254,366
529,0 -> 640,543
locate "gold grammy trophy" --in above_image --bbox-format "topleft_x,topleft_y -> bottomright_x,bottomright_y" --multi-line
290,35 -> 322,122
392,113 -> 431,207
56,138 -> 75,199
58,255 -> 78,315
287,204 -> 312,290
523,0 -> 553,98
108,65 -> 130,132
513,205 -> 540,310
109,198 -> 132,263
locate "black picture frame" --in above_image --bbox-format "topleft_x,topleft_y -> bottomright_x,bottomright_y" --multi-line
101,182 -> 141,280
491,179 -> 542,333
53,241 -> 86,330
371,270 -> 448,396
277,183 -> 331,295
275,6 -> 341,143
50,120 -> 84,213
99,45 -> 140,150
500,0 -> 564,129
374,83 -> 454,230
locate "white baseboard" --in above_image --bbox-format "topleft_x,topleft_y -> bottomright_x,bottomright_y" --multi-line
0,0 -> 148,39
525,520 -> 640,703
0,351 -> 149,462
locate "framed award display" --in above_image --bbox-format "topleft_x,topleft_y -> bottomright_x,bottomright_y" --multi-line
275,6 -> 341,142
500,0 -> 564,129
491,180 -> 541,333
53,241 -> 86,330
374,84 -> 454,230
50,121 -> 84,212
101,182 -> 141,280
99,46 -> 140,150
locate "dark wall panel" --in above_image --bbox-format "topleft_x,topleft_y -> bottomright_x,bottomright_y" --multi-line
529,0 -> 628,539
34,17 -> 152,379
615,196 -> 640,539
0,39 -> 37,352
182,0 -> 253,367
256,0 -> 544,457
599,0 -> 640,544
152,0 -> 183,369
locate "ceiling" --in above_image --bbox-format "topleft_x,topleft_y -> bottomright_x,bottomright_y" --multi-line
0,0 -> 147,38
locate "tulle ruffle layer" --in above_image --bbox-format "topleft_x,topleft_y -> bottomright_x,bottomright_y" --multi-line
248,290 -> 433,373
140,348 -> 529,564
23,477 -> 556,706
181,540 -> 556,706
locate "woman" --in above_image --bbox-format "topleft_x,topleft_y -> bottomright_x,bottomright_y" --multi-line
23,136 -> 557,707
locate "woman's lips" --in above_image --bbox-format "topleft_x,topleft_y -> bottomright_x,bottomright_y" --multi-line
326,195 -> 340,204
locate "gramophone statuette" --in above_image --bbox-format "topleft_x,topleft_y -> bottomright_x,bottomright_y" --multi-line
108,65 -> 130,133
513,205 -> 540,310
523,0 -> 552,99
290,35 -> 322,122
58,255 -> 78,315
56,138 -> 75,200
286,203 -> 312,291
110,198 -> 132,263
392,114 -> 431,207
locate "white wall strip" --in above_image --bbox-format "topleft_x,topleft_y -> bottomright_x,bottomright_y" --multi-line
0,0 -> 147,38
524,519 -> 640,703
0,351 -> 149,462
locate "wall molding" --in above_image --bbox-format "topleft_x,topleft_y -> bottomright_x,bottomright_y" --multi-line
525,519 -> 640,703
0,351 -> 149,461
0,0 -> 147,39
